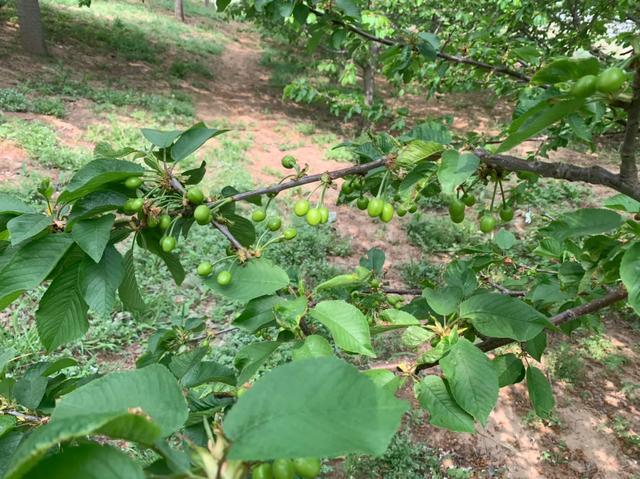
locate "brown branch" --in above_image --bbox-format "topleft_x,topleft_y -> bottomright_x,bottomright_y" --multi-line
382,287 -> 422,295
620,60 -> 640,185
414,287 -> 628,373
212,219 -> 243,250
475,150 -> 640,201
306,6 -> 530,83
229,158 -> 387,203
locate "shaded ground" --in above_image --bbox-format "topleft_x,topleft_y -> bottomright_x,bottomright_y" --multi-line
1,1 -> 639,477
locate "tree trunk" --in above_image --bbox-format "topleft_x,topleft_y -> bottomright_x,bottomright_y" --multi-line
16,0 -> 47,55
204,0 -> 209,6
362,44 -> 379,107
175,0 -> 185,22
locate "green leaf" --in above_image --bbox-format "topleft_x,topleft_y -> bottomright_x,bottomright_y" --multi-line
59,159 -> 144,204
118,248 -> 146,313
440,338 -> 499,426
604,194 -> 640,213
71,214 -> 115,263
224,357 -> 408,460
7,214 -> 51,245
82,245 -> 124,316
531,57 -> 599,85
36,261 -> 89,351
273,296 -> 307,329
335,0 -> 360,18
13,362 -> 50,409
171,123 -> 226,162
525,331 -> 547,361
526,366 -> 555,418
359,248 -> 385,274
415,375 -> 475,433
423,286 -> 463,316
69,190 -> 127,223
445,261 -> 477,297
233,295 -> 282,333
52,364 -> 188,437
363,369 -> 403,393
0,432 -> 23,478
292,335 -> 334,361
542,208 -> 623,241
437,150 -> 479,195
310,300 -> 375,357
496,97 -> 585,153
206,258 -> 289,302
459,293 -> 549,341
401,326 -> 434,348
224,213 -> 256,248
0,193 -> 34,215
141,128 -> 181,148
0,348 -> 16,375
0,415 -> 15,438
371,308 -> 420,334
621,242 -> 640,315
5,413 -> 158,479
397,140 -> 443,168
216,0 -> 232,11
292,3 -> 308,24
182,361 -> 236,388
137,230 -> 185,285
495,229 -> 516,250
234,341 -> 281,385
22,444 -> 145,479
315,270 -> 367,291
0,234 -> 73,309
492,353 -> 525,388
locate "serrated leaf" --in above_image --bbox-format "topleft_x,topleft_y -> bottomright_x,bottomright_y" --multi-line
233,295 -> 282,333
137,230 -> 185,285
371,308 -> 420,334
82,245 -> 124,316
492,353 -> 526,387
206,258 -> 289,302
440,338 -> 498,426
363,369 -> 403,393
22,443 -> 145,479
5,413 -> 158,479
437,150 -> 479,195
415,375 -> 475,432
224,357 -> 408,460
69,190 -> 127,223
531,57 -> 599,85
141,128 -> 181,148
234,341 -> 281,385
53,364 -> 188,437
59,160 -> 144,204
525,331 -> 547,361
397,140 -> 443,168
495,228 -> 516,250
526,366 -> 555,418
310,300 -> 375,357
542,208 -> 623,241
72,214 -> 115,263
423,286 -> 463,316
171,123 -> 226,162
460,293 -> 549,341
497,97 -> 585,153
118,248 -> 146,313
7,214 -> 51,245
621,242 -> 640,315
604,194 -> 640,213
36,261 -> 89,351
401,326 -> 434,348
0,234 -> 73,309
292,335 -> 334,361
0,193 -> 34,216
359,248 -> 385,274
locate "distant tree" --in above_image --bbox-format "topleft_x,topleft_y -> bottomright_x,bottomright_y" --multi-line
16,0 -> 47,55
175,0 -> 185,21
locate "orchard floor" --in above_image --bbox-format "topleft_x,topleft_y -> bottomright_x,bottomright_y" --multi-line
1,1 -> 639,477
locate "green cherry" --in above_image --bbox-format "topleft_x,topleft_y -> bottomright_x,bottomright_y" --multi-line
294,199 -> 310,217
197,261 -> 213,277
216,270 -> 232,286
252,209 -> 266,222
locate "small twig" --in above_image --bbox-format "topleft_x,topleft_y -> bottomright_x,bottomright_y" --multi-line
5,410 -> 46,424
211,219 -> 243,251
414,287 -> 628,373
486,281 -> 526,297
382,287 -> 422,296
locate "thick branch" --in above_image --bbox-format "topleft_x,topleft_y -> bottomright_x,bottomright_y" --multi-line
620,60 -> 640,185
229,158 -> 387,202
476,150 -> 640,201
307,6 -> 530,83
415,287 -> 628,373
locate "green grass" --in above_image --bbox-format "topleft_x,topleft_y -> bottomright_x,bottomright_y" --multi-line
170,59 -> 213,80
406,214 -> 481,254
0,119 -> 88,169
0,88 -> 66,118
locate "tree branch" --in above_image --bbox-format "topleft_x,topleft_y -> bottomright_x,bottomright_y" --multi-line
475,149 -> 640,201
620,59 -> 640,185
306,6 -> 530,83
229,158 -> 387,203
414,287 -> 628,373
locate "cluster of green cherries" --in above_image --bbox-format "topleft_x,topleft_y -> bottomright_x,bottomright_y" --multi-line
570,66 -> 627,98
447,191 -> 514,234
251,457 -> 321,479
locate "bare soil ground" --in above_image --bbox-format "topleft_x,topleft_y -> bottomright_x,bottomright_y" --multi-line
1,13 -> 639,479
